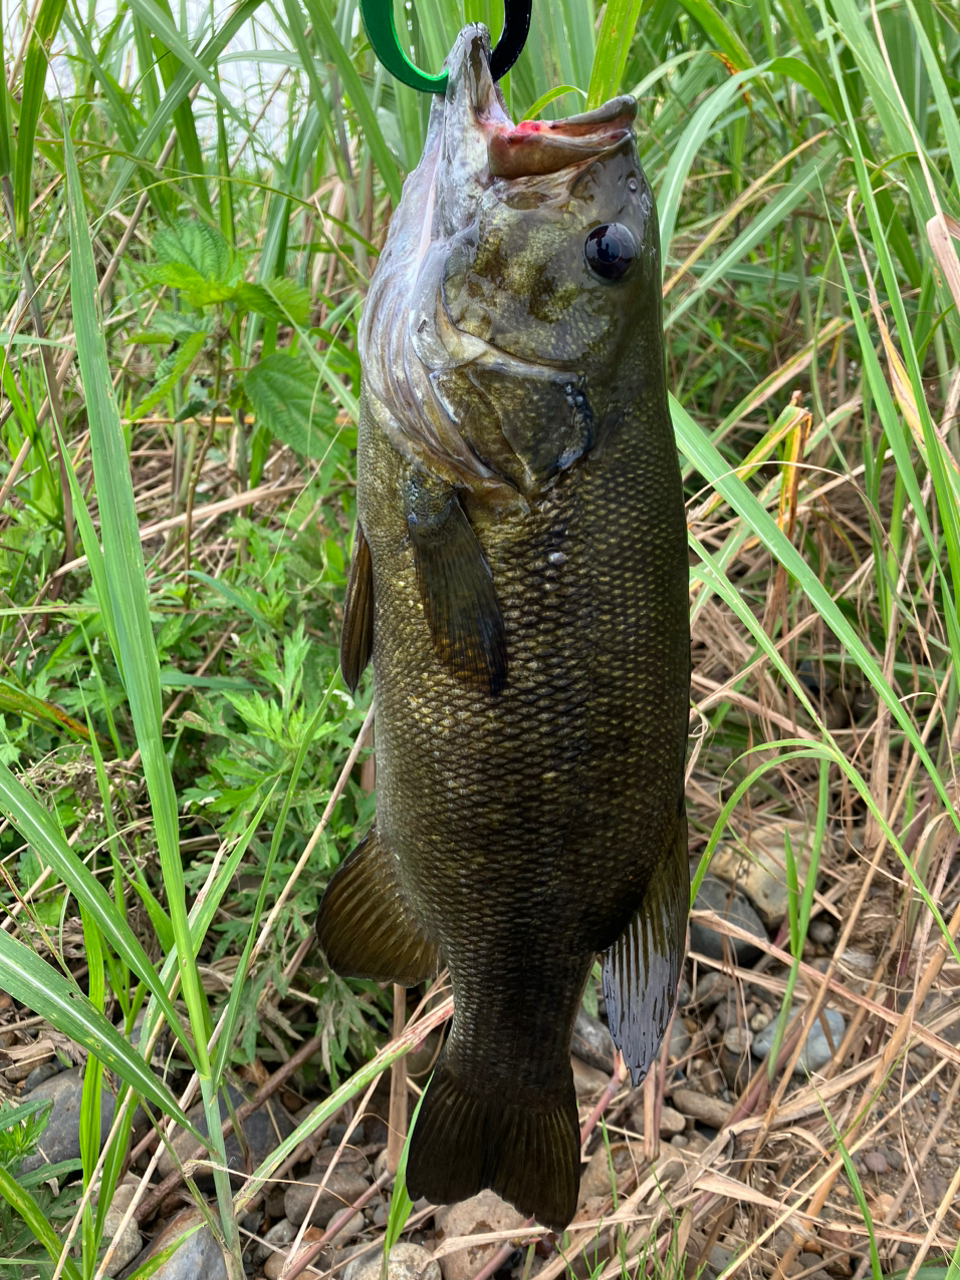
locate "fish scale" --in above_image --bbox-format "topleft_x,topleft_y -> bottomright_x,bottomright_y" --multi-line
316,24 -> 689,1231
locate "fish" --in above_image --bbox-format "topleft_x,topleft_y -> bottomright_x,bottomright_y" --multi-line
316,25 -> 690,1233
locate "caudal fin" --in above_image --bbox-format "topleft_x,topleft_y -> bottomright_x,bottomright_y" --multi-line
405,1058 -> 580,1233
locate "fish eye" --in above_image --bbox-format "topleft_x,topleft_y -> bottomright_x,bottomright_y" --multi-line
584,223 -> 637,281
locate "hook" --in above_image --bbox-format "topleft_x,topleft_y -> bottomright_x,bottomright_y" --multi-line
359,0 -> 532,93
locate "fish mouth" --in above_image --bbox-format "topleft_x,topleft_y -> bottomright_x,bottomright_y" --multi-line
487,99 -> 638,178
445,26 -> 637,180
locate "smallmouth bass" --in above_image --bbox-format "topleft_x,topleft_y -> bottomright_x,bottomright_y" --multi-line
317,26 -> 690,1231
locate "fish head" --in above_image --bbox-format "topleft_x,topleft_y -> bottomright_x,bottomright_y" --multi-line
362,26 -> 663,499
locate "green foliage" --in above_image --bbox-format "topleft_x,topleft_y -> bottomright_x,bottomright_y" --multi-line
1,0 -> 959,1273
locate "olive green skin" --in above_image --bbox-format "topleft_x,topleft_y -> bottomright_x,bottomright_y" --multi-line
359,247 -> 689,1110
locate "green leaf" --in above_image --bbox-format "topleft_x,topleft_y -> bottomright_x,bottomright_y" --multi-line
234,279 -> 312,325
64,115 -> 216,1083
587,0 -> 644,108
152,221 -> 238,286
244,352 -> 335,458
13,0 -> 68,236
130,330 -> 206,420
0,1165 -> 82,1280
0,931 -> 199,1135
0,759 -> 192,1063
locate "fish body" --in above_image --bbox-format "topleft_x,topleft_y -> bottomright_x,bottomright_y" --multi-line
317,27 -> 689,1231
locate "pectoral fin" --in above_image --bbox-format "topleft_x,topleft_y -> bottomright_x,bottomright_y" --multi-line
340,523 -> 373,693
602,811 -> 689,1084
405,476 -> 507,695
316,829 -> 440,985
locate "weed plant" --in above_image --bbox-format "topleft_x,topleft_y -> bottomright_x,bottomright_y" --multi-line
0,0 -> 959,1276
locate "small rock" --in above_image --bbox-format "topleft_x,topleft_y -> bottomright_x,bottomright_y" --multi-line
870,1192 -> 895,1222
577,1142 -> 634,1206
669,1088 -> 732,1129
127,1206 -> 227,1280
434,1190 -> 525,1280
750,1011 -> 770,1033
716,819 -> 825,929
23,1061 -> 60,1092
809,919 -> 836,947
253,1217 -> 296,1266
20,1068 -> 117,1174
372,1149 -> 395,1186
572,1008 -> 615,1072
668,1022 -> 691,1061
707,1244 -> 735,1276
326,1210 -> 365,1247
719,1026 -> 752,1093
348,1242 -> 441,1280
156,1085 -> 297,1183
571,1054 -> 609,1099
835,948 -> 876,995
100,1184 -> 142,1277
311,1145 -> 370,1176
695,972 -> 731,1007
690,876 -> 766,964
262,1228 -> 329,1280
862,1150 -> 888,1174
752,1008 -> 845,1073
285,1166 -> 370,1227
659,1106 -> 686,1138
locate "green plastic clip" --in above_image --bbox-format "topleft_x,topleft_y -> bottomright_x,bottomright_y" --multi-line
359,0 -> 532,94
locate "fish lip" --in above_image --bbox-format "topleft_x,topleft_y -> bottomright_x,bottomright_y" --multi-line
487,96 -> 638,179
443,28 -> 637,180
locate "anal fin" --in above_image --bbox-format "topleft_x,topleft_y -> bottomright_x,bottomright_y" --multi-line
316,830 -> 439,985
340,522 -> 373,694
405,476 -> 507,696
602,811 -> 689,1084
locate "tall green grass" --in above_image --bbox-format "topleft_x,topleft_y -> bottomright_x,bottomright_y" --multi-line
1,0 -> 958,1274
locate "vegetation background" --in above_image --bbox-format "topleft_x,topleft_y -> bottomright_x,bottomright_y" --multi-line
0,0 -> 958,1275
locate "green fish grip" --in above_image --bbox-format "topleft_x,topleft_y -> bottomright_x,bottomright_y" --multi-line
360,0 -> 532,93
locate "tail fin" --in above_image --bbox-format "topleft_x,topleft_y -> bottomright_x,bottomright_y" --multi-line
405,1058 -> 580,1233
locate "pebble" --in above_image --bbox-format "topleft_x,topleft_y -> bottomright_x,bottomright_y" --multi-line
862,1150 -> 888,1174
23,1061 -> 60,1092
690,876 -> 766,964
20,1067 -> 117,1174
695,972 -> 731,1008
668,1022 -> 691,1060
571,1054 -> 610,1099
434,1190 -> 525,1280
709,818 -> 818,929
809,918 -> 836,947
578,1141 -> 634,1206
253,1217 -> 296,1266
752,1008 -> 846,1073
157,1085 -> 297,1182
284,1166 -> 371,1227
262,1226 -> 324,1280
100,1183 -> 142,1277
719,1026 -> 753,1093
659,1106 -> 686,1137
572,1007 -> 615,1072
835,948 -> 876,995
126,1205 -> 227,1280
669,1087 -> 732,1129
346,1242 -> 440,1280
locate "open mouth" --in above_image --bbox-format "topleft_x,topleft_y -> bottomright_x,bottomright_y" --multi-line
446,28 -> 637,181
486,98 -> 638,178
